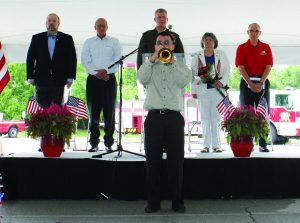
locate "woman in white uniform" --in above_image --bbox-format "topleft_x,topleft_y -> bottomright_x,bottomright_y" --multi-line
190,32 -> 230,152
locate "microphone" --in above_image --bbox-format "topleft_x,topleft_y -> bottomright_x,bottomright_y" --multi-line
168,24 -> 172,31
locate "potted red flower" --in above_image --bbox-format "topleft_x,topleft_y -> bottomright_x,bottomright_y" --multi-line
221,106 -> 270,157
26,103 -> 77,157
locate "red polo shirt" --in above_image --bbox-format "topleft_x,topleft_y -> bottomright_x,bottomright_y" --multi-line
235,39 -> 273,76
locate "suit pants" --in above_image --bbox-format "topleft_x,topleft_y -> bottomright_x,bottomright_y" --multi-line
240,78 -> 270,148
144,110 -> 185,206
35,85 -> 65,109
86,75 -> 117,148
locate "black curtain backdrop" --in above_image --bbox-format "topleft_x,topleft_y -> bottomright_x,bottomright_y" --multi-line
1,157 -> 300,200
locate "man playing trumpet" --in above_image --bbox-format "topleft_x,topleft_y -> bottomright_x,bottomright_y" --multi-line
137,31 -> 191,213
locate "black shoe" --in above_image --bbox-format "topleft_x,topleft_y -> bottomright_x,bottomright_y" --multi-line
145,205 -> 160,213
88,146 -> 99,152
172,202 -> 186,213
259,146 -> 270,152
105,146 -> 113,152
38,148 -> 42,152
62,149 -> 66,152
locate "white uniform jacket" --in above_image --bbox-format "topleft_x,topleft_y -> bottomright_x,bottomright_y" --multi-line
190,49 -> 230,95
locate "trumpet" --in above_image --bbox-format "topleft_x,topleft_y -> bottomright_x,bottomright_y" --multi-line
158,48 -> 173,63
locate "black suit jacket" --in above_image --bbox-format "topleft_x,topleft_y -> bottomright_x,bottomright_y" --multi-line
26,31 -> 77,86
137,28 -> 184,69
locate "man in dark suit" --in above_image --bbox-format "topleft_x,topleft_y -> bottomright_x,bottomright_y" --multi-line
26,13 -> 77,109
137,8 -> 184,69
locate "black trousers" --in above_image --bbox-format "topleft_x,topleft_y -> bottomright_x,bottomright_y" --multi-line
144,110 -> 185,206
35,85 -> 64,109
86,75 -> 117,148
240,78 -> 270,148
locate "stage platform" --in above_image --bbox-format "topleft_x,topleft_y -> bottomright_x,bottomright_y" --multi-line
1,138 -> 300,200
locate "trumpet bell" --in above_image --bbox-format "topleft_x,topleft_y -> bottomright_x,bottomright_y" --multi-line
158,48 -> 173,63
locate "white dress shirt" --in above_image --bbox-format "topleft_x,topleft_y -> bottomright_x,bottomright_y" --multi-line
81,35 -> 122,75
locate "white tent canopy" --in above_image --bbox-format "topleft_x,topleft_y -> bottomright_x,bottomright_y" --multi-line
1,0 -> 300,65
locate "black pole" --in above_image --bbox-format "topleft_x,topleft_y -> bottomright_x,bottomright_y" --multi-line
92,48 -> 145,159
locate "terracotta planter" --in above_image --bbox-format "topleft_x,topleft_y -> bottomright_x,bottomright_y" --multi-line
40,135 -> 64,157
230,135 -> 254,157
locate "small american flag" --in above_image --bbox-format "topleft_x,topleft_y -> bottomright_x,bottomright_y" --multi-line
26,96 -> 42,114
0,173 -> 4,206
257,97 -> 269,121
216,96 -> 236,120
0,190 -> 3,206
66,96 -> 88,119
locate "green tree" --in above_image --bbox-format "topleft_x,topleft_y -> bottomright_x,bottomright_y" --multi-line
118,67 -> 138,100
228,68 -> 241,90
0,64 -> 33,119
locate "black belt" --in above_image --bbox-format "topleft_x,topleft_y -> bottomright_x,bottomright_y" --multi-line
89,73 -> 115,76
149,109 -> 179,115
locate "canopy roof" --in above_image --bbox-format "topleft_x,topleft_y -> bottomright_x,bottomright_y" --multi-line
1,0 -> 300,65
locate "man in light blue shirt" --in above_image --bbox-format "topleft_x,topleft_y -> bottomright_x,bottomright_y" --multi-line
81,18 -> 122,152
26,13 -> 77,108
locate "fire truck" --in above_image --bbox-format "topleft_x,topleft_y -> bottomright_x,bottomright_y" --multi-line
0,113 -> 25,138
228,89 -> 300,143
268,89 -> 300,141
118,89 -> 300,144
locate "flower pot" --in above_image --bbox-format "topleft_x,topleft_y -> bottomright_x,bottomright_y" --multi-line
230,135 -> 254,157
40,135 -> 64,157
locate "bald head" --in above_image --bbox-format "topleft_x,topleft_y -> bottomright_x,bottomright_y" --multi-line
247,23 -> 261,44
248,23 -> 261,31
94,18 -> 108,38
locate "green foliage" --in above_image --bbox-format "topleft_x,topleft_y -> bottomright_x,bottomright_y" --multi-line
116,67 -> 138,100
229,66 -> 300,90
228,68 -> 241,90
71,65 -> 88,104
0,64 -> 34,119
0,64 -> 139,122
268,66 -> 300,89
26,104 -> 77,146
221,107 -> 270,144
1,64 -> 299,121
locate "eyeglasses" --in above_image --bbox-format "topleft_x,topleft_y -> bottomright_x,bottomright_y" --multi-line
249,30 -> 260,33
156,40 -> 171,46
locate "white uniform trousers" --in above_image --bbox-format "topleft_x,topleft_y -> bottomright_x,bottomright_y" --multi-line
197,88 -> 223,149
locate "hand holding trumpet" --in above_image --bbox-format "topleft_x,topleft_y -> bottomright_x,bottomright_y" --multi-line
150,36 -> 175,64
150,46 -> 174,64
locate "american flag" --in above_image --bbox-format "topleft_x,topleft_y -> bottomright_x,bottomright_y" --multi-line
216,96 -> 236,120
256,97 -> 269,121
66,96 -> 88,119
26,96 -> 42,114
0,42 -> 10,94
0,173 -> 4,206
0,189 -> 3,206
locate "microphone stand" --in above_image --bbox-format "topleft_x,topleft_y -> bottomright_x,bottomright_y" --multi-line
92,48 -> 145,159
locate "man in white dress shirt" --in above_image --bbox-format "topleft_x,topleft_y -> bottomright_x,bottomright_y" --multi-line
81,18 -> 122,152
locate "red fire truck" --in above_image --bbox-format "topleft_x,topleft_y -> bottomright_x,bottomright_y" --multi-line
268,89 -> 300,142
229,89 -> 300,143
0,113 -> 25,138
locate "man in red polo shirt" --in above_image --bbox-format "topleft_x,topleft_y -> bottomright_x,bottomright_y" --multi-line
235,23 -> 273,152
